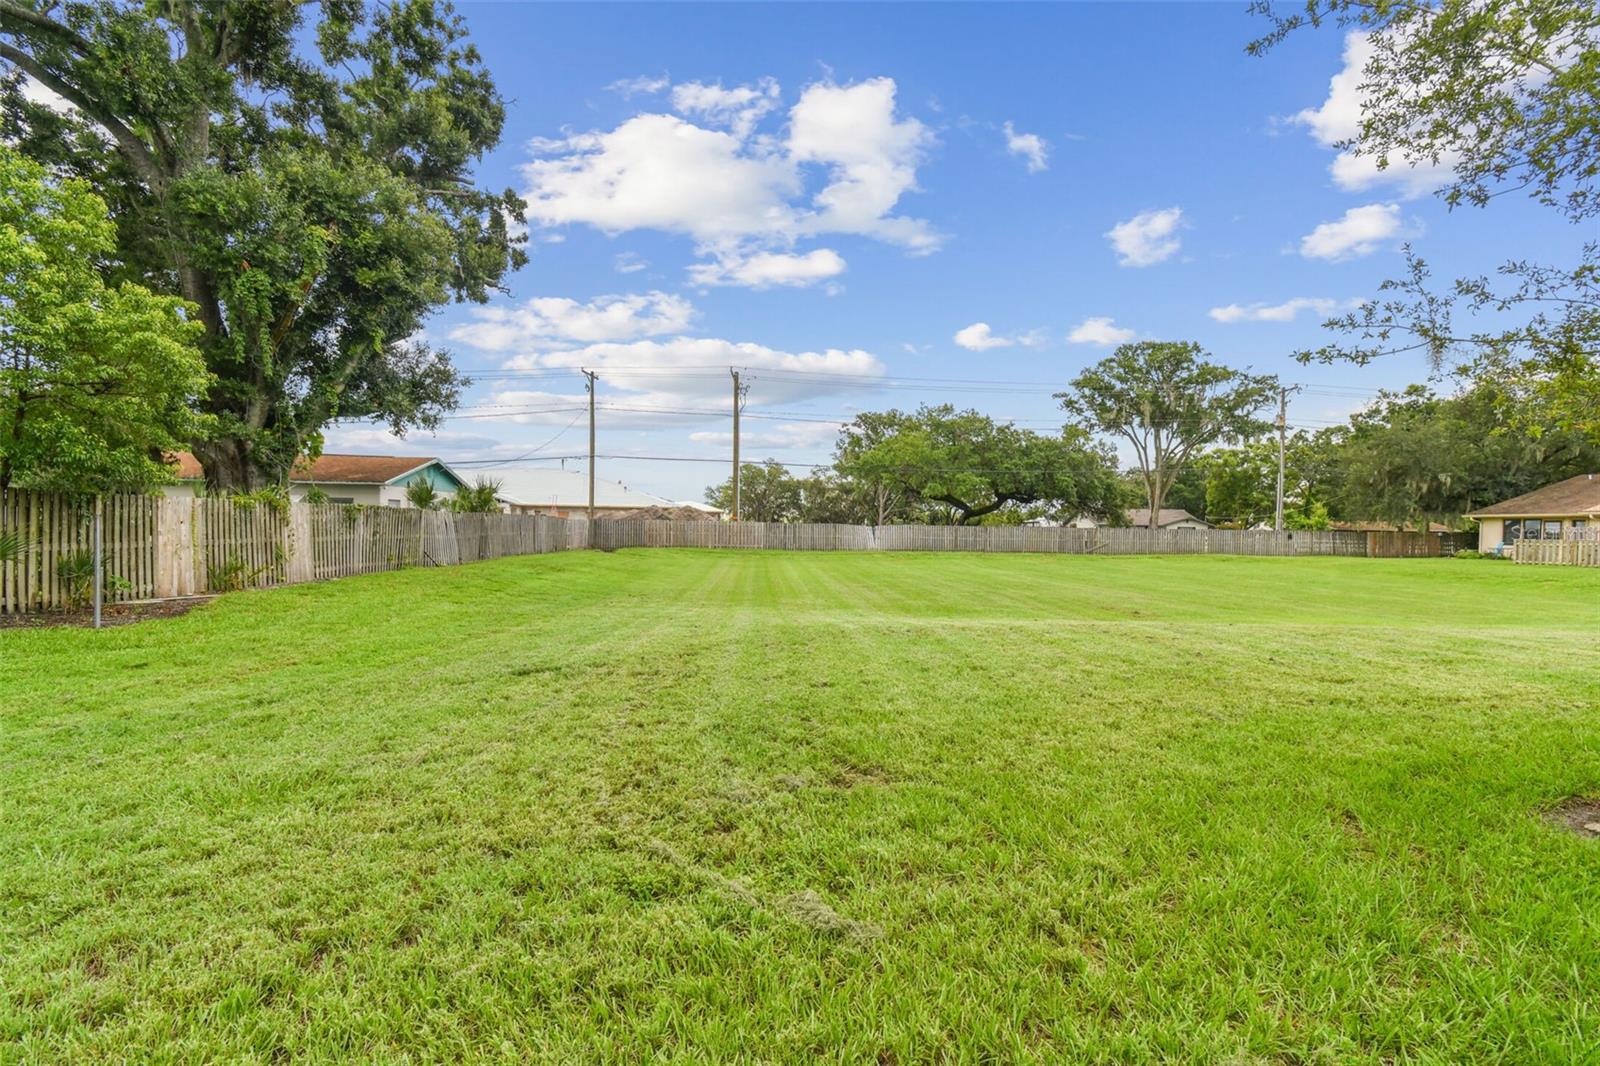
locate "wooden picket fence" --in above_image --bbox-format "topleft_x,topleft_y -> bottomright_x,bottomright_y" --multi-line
590,520 -> 1428,558
0,490 -> 589,613
0,488 -> 1481,616
1512,538 -> 1600,567
0,492 -> 161,613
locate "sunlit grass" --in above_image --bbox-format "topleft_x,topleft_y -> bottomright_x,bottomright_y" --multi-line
3,551 -> 1598,1062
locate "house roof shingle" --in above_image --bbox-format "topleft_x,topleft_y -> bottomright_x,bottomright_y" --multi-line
1465,473 -> 1600,518
1127,508 -> 1210,528
170,452 -> 441,485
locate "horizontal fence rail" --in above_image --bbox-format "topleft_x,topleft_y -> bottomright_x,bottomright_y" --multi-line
2,487 -> 1525,615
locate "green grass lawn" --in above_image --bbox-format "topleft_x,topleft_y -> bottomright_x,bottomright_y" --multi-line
4,551 -> 1599,1063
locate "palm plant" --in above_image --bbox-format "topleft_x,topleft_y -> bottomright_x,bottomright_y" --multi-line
449,478 -> 502,513
0,529 -> 23,566
405,479 -> 442,510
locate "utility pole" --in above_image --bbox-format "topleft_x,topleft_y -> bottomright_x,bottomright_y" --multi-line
730,368 -> 743,521
1274,386 -> 1288,532
584,369 -> 597,524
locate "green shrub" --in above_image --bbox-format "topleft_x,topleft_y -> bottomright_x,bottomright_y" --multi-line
205,551 -> 278,592
405,480 -> 442,510
55,551 -> 95,608
450,478 -> 503,514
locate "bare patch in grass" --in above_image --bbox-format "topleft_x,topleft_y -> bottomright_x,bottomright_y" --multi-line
1544,797 -> 1600,838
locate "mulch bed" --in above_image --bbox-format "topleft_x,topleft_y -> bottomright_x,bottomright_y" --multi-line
0,596 -> 215,630
1544,797 -> 1600,839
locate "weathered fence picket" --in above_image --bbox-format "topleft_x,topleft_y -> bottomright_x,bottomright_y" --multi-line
1512,539 -> 1600,567
0,487 -> 1501,616
590,520 -> 1430,558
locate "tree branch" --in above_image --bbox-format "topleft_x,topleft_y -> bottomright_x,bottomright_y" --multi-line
0,2 -> 94,55
0,42 -> 166,188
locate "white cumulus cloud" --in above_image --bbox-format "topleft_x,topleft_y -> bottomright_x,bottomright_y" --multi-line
1208,297 -> 1345,323
687,248 -> 846,289
1066,317 -> 1135,346
447,291 -> 696,350
953,322 -> 1046,351
1299,203 -> 1404,261
1106,207 -> 1183,267
490,337 -> 886,423
690,421 -> 843,450
1003,121 -> 1049,173
671,77 -> 781,139
522,75 -> 937,287
1293,32 -> 1456,198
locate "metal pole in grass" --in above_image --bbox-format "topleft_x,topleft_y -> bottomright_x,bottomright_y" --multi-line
92,494 -> 103,629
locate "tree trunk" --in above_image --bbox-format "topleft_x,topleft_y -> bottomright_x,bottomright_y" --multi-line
192,437 -> 269,493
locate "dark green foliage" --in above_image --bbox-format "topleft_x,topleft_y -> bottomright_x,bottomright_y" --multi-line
1058,342 -> 1278,528
0,1 -> 526,489
833,405 -> 1124,525
53,548 -> 93,608
404,479 -> 442,511
450,477 -> 501,513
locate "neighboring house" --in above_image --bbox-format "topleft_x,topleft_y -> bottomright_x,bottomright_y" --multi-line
1465,473 -> 1600,552
1070,508 -> 1211,530
165,452 -> 468,507
490,465 -> 724,519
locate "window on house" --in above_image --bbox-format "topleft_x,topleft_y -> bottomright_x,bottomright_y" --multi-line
1503,520 -> 1523,542
1543,520 -> 1563,539
329,497 -> 354,505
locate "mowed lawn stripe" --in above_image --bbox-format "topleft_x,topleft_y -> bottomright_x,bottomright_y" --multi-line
2,551 -> 1598,1062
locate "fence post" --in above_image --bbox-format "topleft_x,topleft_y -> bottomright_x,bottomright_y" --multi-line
92,495 -> 103,628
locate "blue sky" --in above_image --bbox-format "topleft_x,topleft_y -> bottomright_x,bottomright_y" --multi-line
328,1 -> 1592,502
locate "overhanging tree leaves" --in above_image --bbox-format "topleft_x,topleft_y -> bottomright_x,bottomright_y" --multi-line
1,145 -> 210,493
1248,0 -> 1600,438
834,405 -> 1123,526
0,0 -> 526,490
1058,342 -> 1278,528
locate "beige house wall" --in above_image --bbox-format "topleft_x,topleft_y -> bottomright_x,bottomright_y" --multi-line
1478,515 -> 1592,551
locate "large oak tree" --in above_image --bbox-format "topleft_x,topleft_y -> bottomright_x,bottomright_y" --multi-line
0,0 -> 526,489
1058,342 -> 1278,529
834,405 -> 1123,526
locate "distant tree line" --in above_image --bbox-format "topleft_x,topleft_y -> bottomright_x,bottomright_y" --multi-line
708,342 -> 1599,530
